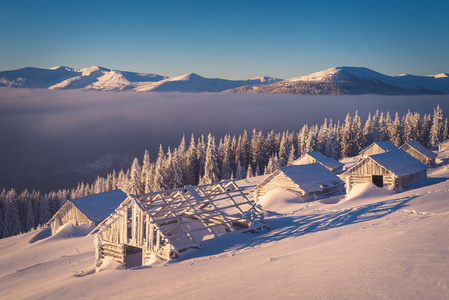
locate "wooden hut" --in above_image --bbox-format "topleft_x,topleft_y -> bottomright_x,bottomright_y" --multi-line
292,151 -> 344,173
47,190 -> 127,235
360,141 -> 398,157
399,140 -> 437,166
93,181 -> 265,268
254,164 -> 345,202
438,140 -> 449,151
341,149 -> 428,193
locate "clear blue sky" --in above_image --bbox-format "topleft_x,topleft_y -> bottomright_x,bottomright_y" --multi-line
1,0 -> 448,79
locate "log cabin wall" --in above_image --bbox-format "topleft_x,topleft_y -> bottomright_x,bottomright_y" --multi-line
344,158 -> 396,193
255,172 -> 303,200
49,202 -> 92,234
400,144 -> 434,166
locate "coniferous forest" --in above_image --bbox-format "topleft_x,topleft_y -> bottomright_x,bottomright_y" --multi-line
1,106 -> 447,239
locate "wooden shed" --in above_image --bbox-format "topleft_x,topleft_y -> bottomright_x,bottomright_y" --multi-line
93,181 -> 265,268
438,140 -> 449,151
341,149 -> 428,193
292,151 -> 344,173
47,190 -> 127,235
399,140 -> 437,166
254,164 -> 345,202
360,141 -> 398,157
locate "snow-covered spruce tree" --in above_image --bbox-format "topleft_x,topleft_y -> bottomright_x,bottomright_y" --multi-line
419,114 -> 432,147
128,157 -> 142,194
38,194 -> 51,225
250,129 -> 265,172
389,112 -> 404,147
220,134 -> 234,180
287,144 -> 296,165
201,133 -> 220,185
165,148 -> 183,189
152,145 -> 167,192
352,111 -> 363,154
234,161 -> 246,180
3,190 -> 21,237
141,150 -> 152,193
324,124 -> 338,159
430,105 -> 444,148
184,134 -> 199,186
246,163 -> 254,178
362,112 -> 374,148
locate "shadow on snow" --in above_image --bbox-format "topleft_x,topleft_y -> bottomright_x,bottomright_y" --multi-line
179,195 -> 418,261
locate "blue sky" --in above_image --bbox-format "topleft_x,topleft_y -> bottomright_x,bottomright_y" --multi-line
1,0 -> 448,79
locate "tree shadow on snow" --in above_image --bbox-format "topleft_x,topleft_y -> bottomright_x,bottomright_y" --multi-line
179,195 -> 418,261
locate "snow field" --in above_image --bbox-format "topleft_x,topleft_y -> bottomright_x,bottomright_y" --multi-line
1,157 -> 449,299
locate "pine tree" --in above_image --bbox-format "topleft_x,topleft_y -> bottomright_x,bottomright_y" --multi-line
235,161 -> 246,180
287,144 -> 296,165
389,112 -> 403,147
201,134 -> 219,184
430,105 -> 444,148
152,145 -> 166,192
246,163 -> 254,178
38,195 -> 51,225
141,150 -> 151,193
128,157 -> 142,194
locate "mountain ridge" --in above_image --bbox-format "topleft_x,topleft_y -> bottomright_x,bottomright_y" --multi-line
0,65 -> 448,94
225,66 -> 449,95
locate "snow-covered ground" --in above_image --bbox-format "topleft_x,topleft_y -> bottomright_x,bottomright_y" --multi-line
1,152 -> 449,299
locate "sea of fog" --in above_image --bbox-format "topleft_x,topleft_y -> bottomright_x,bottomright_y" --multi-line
1,88 -> 448,193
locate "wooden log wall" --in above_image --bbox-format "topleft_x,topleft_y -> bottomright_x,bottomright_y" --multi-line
401,144 -> 434,166
100,241 -> 126,265
256,172 -> 303,200
49,202 -> 92,234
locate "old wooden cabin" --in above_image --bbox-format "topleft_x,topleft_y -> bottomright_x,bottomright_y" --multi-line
292,151 -> 344,173
47,189 -> 128,235
341,149 -> 428,193
93,181 -> 265,268
399,140 -> 437,166
360,141 -> 398,157
254,164 -> 345,202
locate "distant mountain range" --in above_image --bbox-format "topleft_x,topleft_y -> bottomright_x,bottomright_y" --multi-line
0,66 -> 282,92
0,65 -> 448,95
226,67 -> 449,95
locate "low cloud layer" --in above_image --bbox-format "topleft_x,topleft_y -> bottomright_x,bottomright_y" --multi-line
1,88 -> 448,192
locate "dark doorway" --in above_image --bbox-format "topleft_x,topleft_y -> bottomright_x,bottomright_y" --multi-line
372,175 -> 383,187
125,245 -> 142,268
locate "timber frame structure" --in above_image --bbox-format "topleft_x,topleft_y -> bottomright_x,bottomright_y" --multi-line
94,181 -> 265,267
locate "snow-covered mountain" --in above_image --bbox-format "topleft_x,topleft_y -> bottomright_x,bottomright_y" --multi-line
0,66 -> 167,91
135,73 -> 283,92
0,66 -> 282,92
226,66 -> 448,95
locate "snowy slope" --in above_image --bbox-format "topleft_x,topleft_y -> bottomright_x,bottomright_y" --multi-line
226,66 -> 447,95
1,152 -> 449,299
398,73 -> 449,94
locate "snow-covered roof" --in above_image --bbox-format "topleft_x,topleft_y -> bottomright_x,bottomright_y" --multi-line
369,149 -> 428,176
373,141 -> 398,152
401,140 -> 437,159
70,190 -> 128,222
303,151 -> 344,170
279,164 -> 345,194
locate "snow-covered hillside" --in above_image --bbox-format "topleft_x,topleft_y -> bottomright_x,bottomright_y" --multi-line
226,66 -> 449,95
0,66 -> 281,92
1,151 -> 449,299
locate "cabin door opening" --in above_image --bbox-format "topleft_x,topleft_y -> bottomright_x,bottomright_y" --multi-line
372,175 -> 383,187
125,245 -> 142,268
